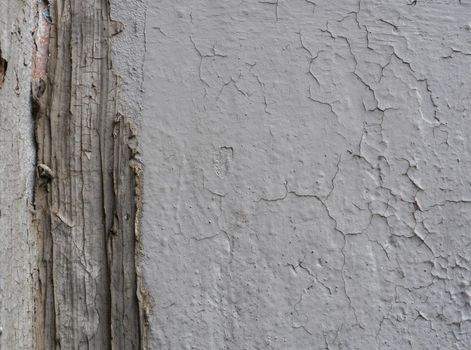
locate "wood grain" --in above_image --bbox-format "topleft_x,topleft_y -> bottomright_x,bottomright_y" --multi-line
33,1 -> 145,348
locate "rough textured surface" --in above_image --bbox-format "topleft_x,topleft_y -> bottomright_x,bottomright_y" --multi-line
141,0 -> 471,348
0,1 -> 36,348
33,0 -> 145,348
109,0 -> 150,346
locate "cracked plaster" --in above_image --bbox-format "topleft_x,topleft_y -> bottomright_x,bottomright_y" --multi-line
140,0 -> 471,348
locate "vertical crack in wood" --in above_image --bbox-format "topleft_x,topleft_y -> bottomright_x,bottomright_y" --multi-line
32,0 -> 147,348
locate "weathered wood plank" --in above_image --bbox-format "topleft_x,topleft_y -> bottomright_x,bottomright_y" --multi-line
33,0 -> 144,348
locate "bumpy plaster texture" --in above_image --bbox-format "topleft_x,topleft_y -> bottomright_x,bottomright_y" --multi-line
142,0 -> 471,348
0,1 -> 36,348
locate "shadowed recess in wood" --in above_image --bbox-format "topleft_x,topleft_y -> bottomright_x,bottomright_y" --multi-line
31,0 -> 147,348
0,49 -> 7,89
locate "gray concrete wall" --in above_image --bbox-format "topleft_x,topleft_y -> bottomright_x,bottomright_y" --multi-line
141,0 -> 471,349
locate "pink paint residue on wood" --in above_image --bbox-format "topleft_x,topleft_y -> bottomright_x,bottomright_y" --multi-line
32,0 -> 50,98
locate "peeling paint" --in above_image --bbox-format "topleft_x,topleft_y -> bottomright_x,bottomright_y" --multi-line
0,1 -> 36,348
141,0 -> 471,348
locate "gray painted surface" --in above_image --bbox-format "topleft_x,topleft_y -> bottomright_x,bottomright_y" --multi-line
141,0 -> 471,349
0,1 -> 35,348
